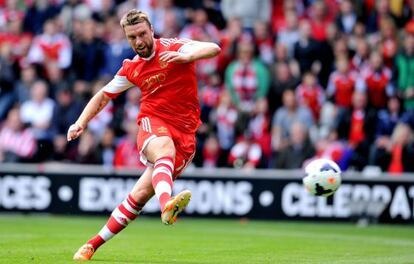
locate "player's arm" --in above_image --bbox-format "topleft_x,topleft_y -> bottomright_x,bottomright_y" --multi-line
159,40 -> 221,64
67,74 -> 134,141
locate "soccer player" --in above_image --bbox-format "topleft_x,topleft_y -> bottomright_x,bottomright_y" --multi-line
68,9 -> 221,261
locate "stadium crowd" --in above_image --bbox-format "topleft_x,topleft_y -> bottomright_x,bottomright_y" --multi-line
0,0 -> 414,173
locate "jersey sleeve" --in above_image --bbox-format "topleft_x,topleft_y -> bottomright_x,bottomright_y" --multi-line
102,64 -> 135,99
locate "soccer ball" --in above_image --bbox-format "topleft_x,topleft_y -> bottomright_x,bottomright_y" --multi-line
303,158 -> 341,197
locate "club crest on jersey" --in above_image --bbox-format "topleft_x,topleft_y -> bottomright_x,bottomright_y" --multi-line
133,70 -> 139,78
159,60 -> 168,69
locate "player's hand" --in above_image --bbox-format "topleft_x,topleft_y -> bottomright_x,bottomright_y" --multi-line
159,51 -> 192,63
67,123 -> 85,142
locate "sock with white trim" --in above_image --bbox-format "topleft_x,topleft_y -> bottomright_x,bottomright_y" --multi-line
152,156 -> 174,210
87,194 -> 143,250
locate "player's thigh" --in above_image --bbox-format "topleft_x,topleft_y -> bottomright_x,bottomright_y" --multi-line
130,167 -> 155,203
144,136 -> 176,162
136,116 -> 174,165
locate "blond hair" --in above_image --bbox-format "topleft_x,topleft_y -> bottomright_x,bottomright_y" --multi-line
120,9 -> 152,28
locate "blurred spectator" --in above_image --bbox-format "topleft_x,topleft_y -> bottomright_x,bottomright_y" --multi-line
296,71 -> 325,121
151,0 -> 184,37
294,20 -> 319,76
375,96 -> 402,139
275,121 -> 315,169
23,0 -> 60,34
71,18 -> 106,81
96,127 -> 115,168
50,86 -> 83,136
268,61 -> 300,116
372,123 -> 414,174
20,80 -> 54,141
377,16 -> 398,68
335,90 -> 377,170
225,40 -> 270,116
277,10 -> 300,59
0,107 -> 36,162
366,0 -> 396,34
317,101 -> 338,140
0,0 -> 25,30
271,0 -> 305,33
90,0 -> 115,22
122,87 -> 140,123
273,42 -> 301,78
228,132 -> 262,169
47,61 -> 70,98
180,8 -> 220,84
360,51 -> 393,110
347,21 -> 367,51
307,0 -> 333,42
202,134 -> 220,168
369,96 -> 402,165
247,98 -> 271,164
394,30 -> 414,111
253,21 -> 274,65
200,72 -> 222,124
332,37 -> 349,63
210,90 -> 238,166
327,56 -> 360,109
20,80 -> 54,161
179,7 -> 220,42
15,64 -> 38,104
271,89 -> 314,152
350,38 -> 370,72
221,0 -> 271,30
73,130 -> 102,164
58,0 -> 91,36
217,17 -> 243,74
114,120 -> 144,168
335,0 -> 358,35
0,13 -> 32,65
51,134 -> 75,161
27,18 -> 72,74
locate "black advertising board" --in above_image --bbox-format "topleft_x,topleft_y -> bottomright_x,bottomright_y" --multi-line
0,171 -> 413,223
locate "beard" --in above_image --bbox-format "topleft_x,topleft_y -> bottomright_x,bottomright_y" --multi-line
135,40 -> 154,58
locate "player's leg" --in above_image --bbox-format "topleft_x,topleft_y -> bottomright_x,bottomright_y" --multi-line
144,136 -> 176,210
144,136 -> 191,225
73,168 -> 154,261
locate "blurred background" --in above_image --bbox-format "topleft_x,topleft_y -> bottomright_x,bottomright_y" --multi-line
0,0 -> 414,224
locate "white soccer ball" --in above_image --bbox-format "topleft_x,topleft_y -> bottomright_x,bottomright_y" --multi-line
303,158 -> 342,197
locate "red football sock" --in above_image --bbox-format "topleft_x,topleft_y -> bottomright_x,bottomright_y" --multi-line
152,157 -> 174,210
87,194 -> 143,250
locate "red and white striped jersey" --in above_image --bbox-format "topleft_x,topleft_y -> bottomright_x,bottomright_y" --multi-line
0,127 -> 36,158
327,71 -> 359,108
102,38 -> 201,133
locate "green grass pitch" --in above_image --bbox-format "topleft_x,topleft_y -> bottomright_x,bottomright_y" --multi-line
0,215 -> 414,264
